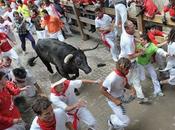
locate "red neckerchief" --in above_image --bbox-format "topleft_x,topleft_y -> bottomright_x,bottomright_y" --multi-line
51,80 -> 70,96
37,115 -> 56,130
114,69 -> 128,84
67,109 -> 79,130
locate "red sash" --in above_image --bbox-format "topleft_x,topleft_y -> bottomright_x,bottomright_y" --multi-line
67,109 -> 79,130
114,69 -> 128,84
51,80 -> 70,96
100,31 -> 111,48
37,115 -> 56,130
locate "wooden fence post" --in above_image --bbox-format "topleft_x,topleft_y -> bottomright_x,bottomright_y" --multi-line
136,7 -> 144,34
71,3 -> 88,40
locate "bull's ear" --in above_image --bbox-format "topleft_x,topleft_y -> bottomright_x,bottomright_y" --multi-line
64,54 -> 73,64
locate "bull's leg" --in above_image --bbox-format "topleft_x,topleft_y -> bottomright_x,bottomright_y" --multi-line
40,59 -> 54,73
36,47 -> 54,73
55,66 -> 70,79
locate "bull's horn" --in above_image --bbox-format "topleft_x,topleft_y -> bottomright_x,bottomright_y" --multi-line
64,54 -> 73,64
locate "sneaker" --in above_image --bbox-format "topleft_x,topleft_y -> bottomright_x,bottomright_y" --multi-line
137,98 -> 150,104
154,91 -> 164,97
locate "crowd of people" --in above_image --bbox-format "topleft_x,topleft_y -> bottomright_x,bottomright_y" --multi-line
0,0 -> 175,130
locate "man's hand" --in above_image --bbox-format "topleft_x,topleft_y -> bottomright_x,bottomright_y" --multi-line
94,79 -> 103,84
13,118 -> 23,124
20,86 -> 30,91
76,99 -> 87,108
113,98 -> 122,106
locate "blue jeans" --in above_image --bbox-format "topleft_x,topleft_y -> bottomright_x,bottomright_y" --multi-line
19,32 -> 36,51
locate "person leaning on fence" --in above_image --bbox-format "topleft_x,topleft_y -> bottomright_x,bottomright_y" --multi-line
30,96 -> 75,130
95,7 -> 119,62
50,78 -> 99,130
128,0 -> 160,19
41,9 -> 65,41
100,57 -> 136,130
163,0 -> 175,23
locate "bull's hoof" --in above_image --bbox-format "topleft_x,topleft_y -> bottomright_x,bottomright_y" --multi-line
74,88 -> 80,96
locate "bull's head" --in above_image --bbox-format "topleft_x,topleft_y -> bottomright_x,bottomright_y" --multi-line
64,50 -> 92,74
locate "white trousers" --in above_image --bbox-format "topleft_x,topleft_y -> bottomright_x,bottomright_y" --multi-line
168,68 -> 175,85
127,62 -> 144,99
5,122 -> 26,130
1,49 -> 21,66
48,30 -> 65,42
114,3 -> 127,35
138,63 -> 162,95
105,32 -> 119,61
108,100 -> 130,129
36,30 -> 46,40
69,107 -> 97,130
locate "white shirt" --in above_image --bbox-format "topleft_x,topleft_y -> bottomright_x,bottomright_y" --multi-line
164,42 -> 175,71
30,108 -> 69,130
103,71 -> 126,98
3,9 -> 15,23
50,80 -> 82,110
95,14 -> 112,29
0,20 -> 13,34
95,14 -> 115,38
119,31 -> 136,61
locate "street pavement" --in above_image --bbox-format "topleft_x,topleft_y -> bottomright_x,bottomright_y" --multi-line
14,33 -> 175,130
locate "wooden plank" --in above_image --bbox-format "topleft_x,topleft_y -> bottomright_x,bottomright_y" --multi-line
66,13 -> 76,20
104,8 -> 115,16
136,7 -> 144,33
72,3 -> 88,40
71,25 -> 79,31
143,15 -> 175,27
79,17 -> 95,25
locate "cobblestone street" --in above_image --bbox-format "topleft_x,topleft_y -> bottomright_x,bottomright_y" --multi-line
14,33 -> 175,130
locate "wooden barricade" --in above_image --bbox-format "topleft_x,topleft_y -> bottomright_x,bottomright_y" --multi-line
63,2 -> 174,42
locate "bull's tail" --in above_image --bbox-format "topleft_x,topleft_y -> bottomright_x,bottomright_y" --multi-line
82,42 -> 100,52
28,56 -> 38,66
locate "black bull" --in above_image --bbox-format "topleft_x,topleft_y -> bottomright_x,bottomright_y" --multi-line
28,39 -> 99,80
